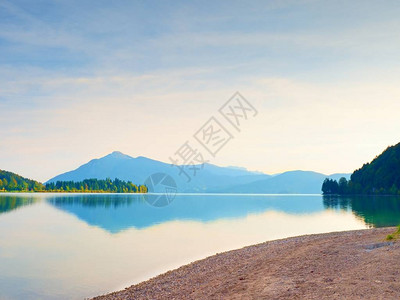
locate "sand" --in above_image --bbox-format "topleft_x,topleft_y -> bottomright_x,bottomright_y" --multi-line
93,227 -> 400,299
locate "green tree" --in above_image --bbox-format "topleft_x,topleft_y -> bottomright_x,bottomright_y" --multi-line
322,178 -> 339,195
2,178 -> 8,189
390,184 -> 398,195
9,178 -> 18,190
338,177 -> 348,194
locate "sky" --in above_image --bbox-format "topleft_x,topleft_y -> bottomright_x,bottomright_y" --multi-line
1,0 -> 400,182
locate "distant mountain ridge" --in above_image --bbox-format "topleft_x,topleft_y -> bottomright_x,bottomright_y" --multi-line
212,170 -> 349,194
47,151 -> 271,193
46,151 -> 349,194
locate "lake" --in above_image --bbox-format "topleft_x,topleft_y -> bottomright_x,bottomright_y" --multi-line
0,193 -> 400,299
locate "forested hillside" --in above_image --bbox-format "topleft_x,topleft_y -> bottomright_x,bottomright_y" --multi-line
322,143 -> 400,195
0,169 -> 147,193
0,170 -> 44,191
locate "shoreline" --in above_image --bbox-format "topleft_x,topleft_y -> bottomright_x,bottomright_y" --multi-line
93,227 -> 400,299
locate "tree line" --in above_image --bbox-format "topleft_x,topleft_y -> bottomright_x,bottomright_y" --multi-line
0,170 -> 147,193
45,178 -> 147,193
322,177 -> 400,195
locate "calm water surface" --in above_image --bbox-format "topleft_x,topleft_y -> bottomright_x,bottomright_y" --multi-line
0,193 -> 399,299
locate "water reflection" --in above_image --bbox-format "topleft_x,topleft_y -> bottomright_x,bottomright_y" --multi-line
4,193 -> 399,299
0,194 -> 367,299
0,194 -> 38,214
47,194 -> 325,233
1,194 -> 400,231
323,195 -> 400,227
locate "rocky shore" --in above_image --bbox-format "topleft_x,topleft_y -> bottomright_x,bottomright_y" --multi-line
93,227 -> 400,299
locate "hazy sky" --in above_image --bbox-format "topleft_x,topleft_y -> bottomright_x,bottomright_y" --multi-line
1,0 -> 400,182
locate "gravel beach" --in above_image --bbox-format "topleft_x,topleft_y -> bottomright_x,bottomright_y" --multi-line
93,227 -> 400,299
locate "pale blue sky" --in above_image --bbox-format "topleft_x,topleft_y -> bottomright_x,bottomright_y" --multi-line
1,0 -> 400,181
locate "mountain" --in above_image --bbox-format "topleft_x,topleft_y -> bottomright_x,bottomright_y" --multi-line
211,171 -> 350,194
47,151 -> 349,194
48,152 -> 167,184
325,142 -> 400,195
46,151 -> 271,193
